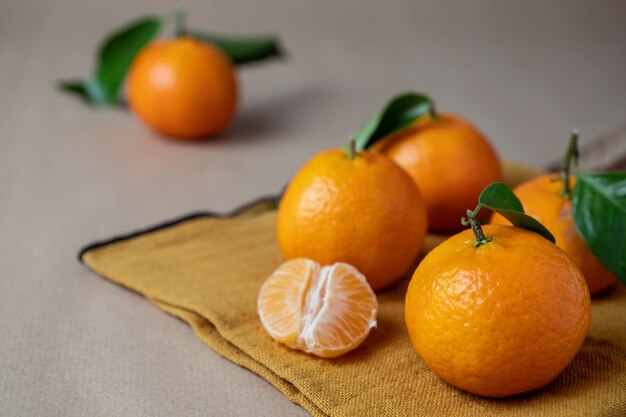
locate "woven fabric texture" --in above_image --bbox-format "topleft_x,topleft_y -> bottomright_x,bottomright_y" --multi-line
81,165 -> 626,417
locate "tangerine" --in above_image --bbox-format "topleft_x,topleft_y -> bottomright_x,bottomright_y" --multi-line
405,224 -> 591,397
372,113 -> 502,232
127,37 -> 237,139
276,144 -> 428,291
258,258 -> 378,358
491,174 -> 618,294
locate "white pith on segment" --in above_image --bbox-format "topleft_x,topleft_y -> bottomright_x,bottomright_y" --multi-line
300,263 -> 377,357
259,259 -> 378,358
257,258 -> 317,343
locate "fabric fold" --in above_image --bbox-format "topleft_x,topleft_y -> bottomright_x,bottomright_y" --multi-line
80,198 -> 626,417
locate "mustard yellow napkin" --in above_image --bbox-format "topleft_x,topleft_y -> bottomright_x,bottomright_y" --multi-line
80,164 -> 626,417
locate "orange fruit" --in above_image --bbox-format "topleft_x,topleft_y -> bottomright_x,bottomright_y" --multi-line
405,224 -> 591,397
372,113 -> 503,232
257,258 -> 378,358
276,147 -> 428,291
490,174 -> 618,294
127,37 -> 237,139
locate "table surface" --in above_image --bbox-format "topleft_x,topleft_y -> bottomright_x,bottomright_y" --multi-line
1,1 -> 625,415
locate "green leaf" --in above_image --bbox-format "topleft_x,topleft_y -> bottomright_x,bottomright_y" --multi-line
58,16 -> 163,105
354,92 -> 435,151
572,171 -> 626,283
57,80 -> 92,105
95,16 -> 163,103
58,78 -> 110,105
478,182 -> 556,243
188,31 -> 283,65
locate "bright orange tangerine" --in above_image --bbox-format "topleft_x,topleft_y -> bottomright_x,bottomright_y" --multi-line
276,147 -> 428,291
405,225 -> 591,397
490,174 -> 618,294
127,37 -> 237,140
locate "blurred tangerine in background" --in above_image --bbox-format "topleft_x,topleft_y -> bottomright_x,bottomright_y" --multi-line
373,112 -> 503,232
128,37 -> 238,140
491,132 -> 619,295
58,10 -> 283,141
491,173 -> 618,294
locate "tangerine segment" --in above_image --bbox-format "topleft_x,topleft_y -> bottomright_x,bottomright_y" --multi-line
258,259 -> 378,358
257,258 -> 317,344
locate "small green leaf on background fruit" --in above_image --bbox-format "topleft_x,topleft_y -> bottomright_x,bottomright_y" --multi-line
59,16 -> 163,105
354,92 -> 435,151
478,182 -> 556,243
188,31 -> 283,65
572,171 -> 626,283
57,80 -> 93,105
95,17 -> 163,101
58,77 -> 111,106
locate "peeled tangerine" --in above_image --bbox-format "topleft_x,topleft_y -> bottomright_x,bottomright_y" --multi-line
258,258 -> 378,358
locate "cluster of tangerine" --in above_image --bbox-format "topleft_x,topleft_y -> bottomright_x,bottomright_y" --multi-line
259,113 -> 599,399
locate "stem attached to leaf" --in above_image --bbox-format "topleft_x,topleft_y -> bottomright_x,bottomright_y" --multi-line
461,208 -> 492,247
429,102 -> 438,120
174,7 -> 187,37
346,137 -> 357,160
560,129 -> 580,198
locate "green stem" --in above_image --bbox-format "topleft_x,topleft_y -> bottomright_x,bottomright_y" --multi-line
429,102 -> 438,120
560,129 -> 580,198
174,7 -> 187,37
461,208 -> 492,247
346,137 -> 357,159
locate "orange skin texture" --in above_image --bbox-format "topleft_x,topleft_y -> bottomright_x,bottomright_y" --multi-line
405,225 -> 591,397
127,37 -> 237,140
277,149 -> 428,291
372,113 -> 503,232
491,174 -> 618,294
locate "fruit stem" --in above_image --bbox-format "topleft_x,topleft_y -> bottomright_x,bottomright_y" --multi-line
174,7 -> 187,37
429,102 -> 439,120
346,137 -> 357,160
461,208 -> 492,247
560,129 -> 579,198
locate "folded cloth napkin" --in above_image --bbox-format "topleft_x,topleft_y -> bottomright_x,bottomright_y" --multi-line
80,164 -> 626,417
